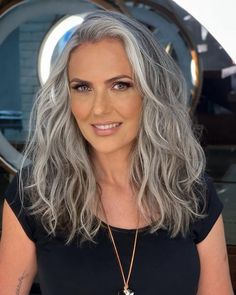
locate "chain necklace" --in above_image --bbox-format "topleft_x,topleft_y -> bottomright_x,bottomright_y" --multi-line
100,201 -> 140,295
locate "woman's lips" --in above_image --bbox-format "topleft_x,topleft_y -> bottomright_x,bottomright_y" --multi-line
91,122 -> 122,136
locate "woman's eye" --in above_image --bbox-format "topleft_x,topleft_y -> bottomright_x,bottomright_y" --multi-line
71,84 -> 90,92
113,82 -> 132,90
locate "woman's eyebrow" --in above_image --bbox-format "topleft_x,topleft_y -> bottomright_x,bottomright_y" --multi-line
69,75 -> 132,84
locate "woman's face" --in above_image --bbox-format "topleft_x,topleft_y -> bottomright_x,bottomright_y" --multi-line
68,38 -> 142,155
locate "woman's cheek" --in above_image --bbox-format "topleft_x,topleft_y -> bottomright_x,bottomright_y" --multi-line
71,99 -> 91,121
114,95 -> 142,117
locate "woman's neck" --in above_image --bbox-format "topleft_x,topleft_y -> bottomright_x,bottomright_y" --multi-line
91,148 -> 132,189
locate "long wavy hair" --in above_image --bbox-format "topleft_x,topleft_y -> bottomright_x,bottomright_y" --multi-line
20,10 -> 207,245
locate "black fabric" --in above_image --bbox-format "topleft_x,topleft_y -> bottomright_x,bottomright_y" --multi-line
4,173 -> 223,295
4,174 -> 37,242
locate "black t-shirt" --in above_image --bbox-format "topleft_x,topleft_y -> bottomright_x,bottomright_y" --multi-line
4,173 -> 223,295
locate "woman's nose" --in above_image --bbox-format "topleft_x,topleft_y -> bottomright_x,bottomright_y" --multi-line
92,90 -> 112,115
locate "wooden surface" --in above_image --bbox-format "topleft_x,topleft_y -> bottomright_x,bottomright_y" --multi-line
0,0 -> 22,14
228,245 -> 236,290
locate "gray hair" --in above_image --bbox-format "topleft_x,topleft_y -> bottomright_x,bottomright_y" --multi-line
21,10 -> 206,245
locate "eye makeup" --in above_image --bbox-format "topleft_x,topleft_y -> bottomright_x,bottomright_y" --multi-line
112,81 -> 133,90
70,81 -> 133,92
70,83 -> 91,92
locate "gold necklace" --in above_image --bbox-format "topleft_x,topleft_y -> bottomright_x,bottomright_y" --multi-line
100,201 -> 139,295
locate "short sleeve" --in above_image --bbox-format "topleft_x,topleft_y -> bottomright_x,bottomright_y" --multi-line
3,172 -> 36,242
190,175 -> 224,244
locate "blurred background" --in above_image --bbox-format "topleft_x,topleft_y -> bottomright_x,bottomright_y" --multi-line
0,0 -> 235,293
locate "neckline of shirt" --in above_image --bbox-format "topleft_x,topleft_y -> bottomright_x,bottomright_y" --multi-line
100,220 -> 153,234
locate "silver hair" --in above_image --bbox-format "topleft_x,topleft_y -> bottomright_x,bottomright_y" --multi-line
20,10 -> 207,245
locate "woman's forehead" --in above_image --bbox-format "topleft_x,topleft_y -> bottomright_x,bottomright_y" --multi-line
67,38 -> 133,80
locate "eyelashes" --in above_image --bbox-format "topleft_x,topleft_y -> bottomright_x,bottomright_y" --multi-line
70,81 -> 133,92
113,81 -> 133,90
71,84 -> 90,92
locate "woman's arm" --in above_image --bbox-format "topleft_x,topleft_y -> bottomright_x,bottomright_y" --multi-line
0,200 -> 37,295
196,214 -> 234,295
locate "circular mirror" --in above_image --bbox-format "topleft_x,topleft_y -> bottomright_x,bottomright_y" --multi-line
0,0 -> 201,173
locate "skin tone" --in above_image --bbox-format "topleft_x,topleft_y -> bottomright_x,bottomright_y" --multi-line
68,38 -> 142,189
68,37 -> 144,227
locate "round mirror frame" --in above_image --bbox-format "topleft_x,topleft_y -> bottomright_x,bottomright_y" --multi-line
0,0 -> 202,174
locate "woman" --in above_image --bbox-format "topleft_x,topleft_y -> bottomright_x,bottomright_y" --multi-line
0,10 -> 233,295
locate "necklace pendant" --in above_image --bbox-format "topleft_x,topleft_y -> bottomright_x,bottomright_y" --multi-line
118,289 -> 135,295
